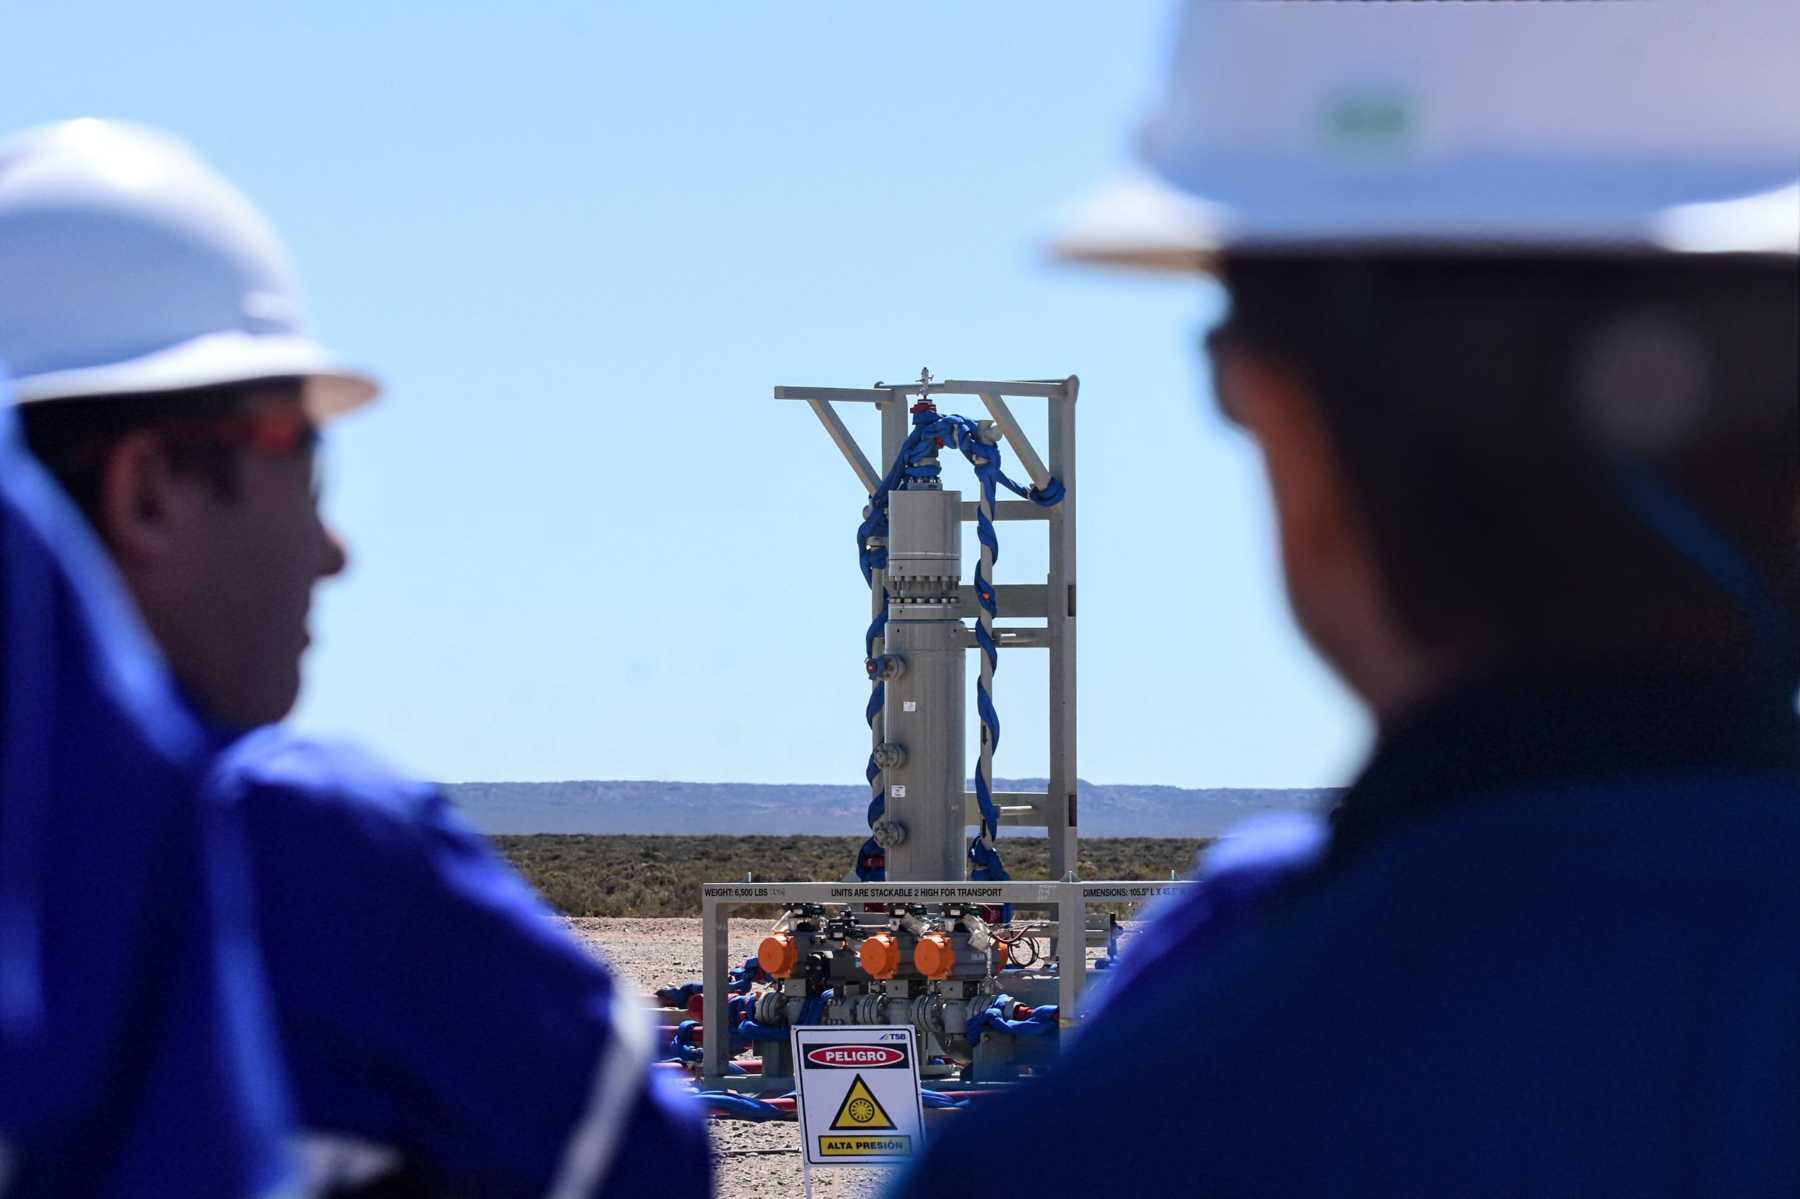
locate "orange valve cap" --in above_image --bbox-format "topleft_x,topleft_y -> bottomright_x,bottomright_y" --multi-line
861,932 -> 903,979
758,933 -> 800,979
914,931 -> 956,981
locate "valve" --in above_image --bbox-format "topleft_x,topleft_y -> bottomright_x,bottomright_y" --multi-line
914,931 -> 957,981
896,906 -> 932,939
860,931 -> 905,980
865,654 -> 908,681
758,933 -> 800,979
945,906 -> 995,953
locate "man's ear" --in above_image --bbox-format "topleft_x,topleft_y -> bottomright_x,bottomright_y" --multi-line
98,432 -> 202,566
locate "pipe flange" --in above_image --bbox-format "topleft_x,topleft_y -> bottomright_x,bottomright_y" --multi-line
864,654 -> 908,681
872,817 -> 909,848
873,742 -> 908,769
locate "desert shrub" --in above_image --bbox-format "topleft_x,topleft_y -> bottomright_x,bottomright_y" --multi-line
490,835 -> 1211,918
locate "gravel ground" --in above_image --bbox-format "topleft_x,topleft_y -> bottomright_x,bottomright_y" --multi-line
566,918 -> 896,1198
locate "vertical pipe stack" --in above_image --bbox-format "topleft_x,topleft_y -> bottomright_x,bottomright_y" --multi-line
878,488 -> 967,881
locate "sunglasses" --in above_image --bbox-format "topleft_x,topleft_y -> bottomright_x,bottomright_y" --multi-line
156,406 -> 326,500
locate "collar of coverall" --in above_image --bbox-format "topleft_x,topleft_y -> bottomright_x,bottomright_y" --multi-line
1326,665 -> 1800,862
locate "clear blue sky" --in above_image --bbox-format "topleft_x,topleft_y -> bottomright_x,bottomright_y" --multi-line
7,2 -> 1367,786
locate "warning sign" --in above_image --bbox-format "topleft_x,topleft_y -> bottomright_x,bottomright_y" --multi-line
792,1026 -> 926,1168
829,1075 -> 896,1131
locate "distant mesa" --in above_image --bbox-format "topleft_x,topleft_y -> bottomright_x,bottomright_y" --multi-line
441,779 -> 1339,838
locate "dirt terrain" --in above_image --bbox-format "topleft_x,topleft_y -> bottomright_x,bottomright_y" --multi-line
567,917 -> 894,1198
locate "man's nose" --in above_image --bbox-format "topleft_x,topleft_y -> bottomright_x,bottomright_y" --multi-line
319,522 -> 350,579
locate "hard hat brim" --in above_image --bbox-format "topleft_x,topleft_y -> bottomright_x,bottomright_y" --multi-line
10,330 -> 379,422
1045,171 -> 1226,274
1050,172 -> 1800,275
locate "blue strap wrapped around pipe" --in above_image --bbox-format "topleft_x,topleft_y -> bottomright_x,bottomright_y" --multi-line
729,955 -> 770,994
966,838 -> 1014,922
654,982 -> 703,1009
964,993 -> 1060,1047
734,1019 -> 786,1043
796,989 -> 833,1026
738,987 -> 833,1044
664,1018 -> 756,1064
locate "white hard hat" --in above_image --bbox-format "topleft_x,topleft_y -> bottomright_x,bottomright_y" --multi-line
0,119 -> 377,418
1055,0 -> 1800,272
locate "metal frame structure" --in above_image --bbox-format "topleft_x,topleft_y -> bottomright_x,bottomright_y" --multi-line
698,878 -> 1191,1089
689,374 -> 1176,1095
772,376 -> 1081,878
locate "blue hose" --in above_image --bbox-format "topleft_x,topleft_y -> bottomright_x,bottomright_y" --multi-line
695,1092 -> 792,1122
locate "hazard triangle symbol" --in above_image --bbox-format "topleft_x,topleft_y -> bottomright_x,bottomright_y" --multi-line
828,1073 -> 897,1131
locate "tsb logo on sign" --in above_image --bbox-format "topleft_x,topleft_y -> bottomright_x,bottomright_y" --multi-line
806,1045 -> 907,1069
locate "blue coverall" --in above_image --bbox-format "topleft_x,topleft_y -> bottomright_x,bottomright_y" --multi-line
207,728 -> 714,1197
894,668 -> 1800,1197
0,407 -> 295,1198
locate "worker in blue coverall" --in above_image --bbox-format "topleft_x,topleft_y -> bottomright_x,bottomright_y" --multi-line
0,394 -> 294,1197
0,121 -> 711,1197
897,2 -> 1800,1195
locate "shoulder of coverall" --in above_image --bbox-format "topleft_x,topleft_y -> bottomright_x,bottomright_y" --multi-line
1081,809 -> 1330,1018
207,725 -> 452,827
200,725 -> 716,1199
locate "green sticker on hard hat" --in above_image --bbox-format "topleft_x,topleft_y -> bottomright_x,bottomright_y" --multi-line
1321,91 -> 1412,153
